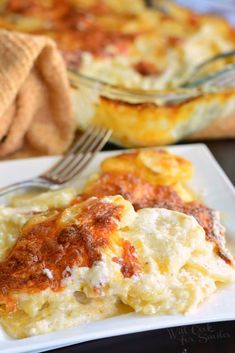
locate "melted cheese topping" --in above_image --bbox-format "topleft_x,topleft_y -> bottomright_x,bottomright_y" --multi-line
79,172 -> 184,211
0,193 -> 234,338
100,150 -> 193,186
0,150 -> 234,338
0,195 -> 137,337
79,150 -> 232,264
0,197 -> 135,310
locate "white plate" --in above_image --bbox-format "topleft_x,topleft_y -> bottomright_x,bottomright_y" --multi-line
0,143 -> 235,353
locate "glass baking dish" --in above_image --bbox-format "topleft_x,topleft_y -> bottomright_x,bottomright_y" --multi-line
69,0 -> 235,147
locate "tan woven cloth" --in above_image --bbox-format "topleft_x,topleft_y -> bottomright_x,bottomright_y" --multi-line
0,29 -> 74,157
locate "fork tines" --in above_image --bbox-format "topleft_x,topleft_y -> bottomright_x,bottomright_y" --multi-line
42,126 -> 112,184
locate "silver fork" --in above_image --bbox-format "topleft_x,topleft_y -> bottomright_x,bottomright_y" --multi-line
0,126 -> 112,198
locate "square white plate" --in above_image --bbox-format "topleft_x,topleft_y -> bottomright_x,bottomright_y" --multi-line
0,143 -> 235,353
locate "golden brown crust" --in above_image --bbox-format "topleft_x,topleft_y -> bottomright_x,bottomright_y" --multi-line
2,0 -> 235,69
113,239 -> 140,278
82,174 -> 232,265
0,198 -> 125,312
2,0 -> 140,66
100,150 -> 192,185
78,171 -> 183,211
3,0 -> 235,146
77,150 -> 232,265
89,91 -> 235,147
133,61 -> 161,76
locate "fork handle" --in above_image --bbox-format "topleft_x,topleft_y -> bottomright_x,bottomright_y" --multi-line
0,178 -> 57,198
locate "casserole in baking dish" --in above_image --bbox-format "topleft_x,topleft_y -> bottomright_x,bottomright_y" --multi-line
1,0 -> 235,145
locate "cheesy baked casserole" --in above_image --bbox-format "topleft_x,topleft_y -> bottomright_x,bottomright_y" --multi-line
0,149 -> 234,338
1,0 -> 234,89
1,0 -> 235,146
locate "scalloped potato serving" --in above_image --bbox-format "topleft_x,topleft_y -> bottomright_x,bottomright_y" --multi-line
0,149 -> 234,338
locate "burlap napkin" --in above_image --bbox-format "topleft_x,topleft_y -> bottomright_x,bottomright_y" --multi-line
0,29 -> 75,157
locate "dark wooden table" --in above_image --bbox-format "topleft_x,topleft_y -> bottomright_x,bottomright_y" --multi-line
48,139 -> 235,353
